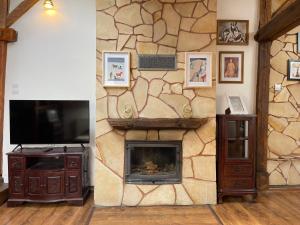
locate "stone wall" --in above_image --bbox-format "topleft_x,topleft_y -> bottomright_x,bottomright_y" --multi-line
267,26 -> 300,185
95,0 -> 217,206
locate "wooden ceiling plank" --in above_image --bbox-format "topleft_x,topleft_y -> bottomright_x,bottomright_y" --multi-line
255,0 -> 300,42
6,0 -> 39,28
0,0 -> 9,27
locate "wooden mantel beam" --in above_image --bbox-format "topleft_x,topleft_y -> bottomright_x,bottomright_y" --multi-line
6,0 -> 40,28
255,0 -> 300,42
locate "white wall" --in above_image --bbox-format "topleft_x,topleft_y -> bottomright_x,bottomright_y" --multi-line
217,0 -> 259,114
3,0 -> 96,184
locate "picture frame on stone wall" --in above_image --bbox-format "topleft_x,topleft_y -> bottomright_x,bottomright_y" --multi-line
287,59 -> 300,81
102,51 -> 130,87
217,20 -> 249,45
219,51 -> 244,83
184,52 -> 213,88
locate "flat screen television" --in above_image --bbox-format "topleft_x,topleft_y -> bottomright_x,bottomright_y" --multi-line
10,100 -> 90,144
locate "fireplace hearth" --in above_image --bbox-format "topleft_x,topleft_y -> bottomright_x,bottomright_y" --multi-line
125,141 -> 182,184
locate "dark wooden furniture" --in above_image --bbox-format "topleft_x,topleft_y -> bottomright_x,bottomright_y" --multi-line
217,114 -> 257,203
7,147 -> 89,207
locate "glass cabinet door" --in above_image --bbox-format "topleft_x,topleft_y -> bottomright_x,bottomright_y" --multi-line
226,120 -> 249,159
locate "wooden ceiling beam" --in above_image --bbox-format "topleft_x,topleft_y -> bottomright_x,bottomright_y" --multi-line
6,0 -> 39,28
0,28 -> 17,42
255,0 -> 300,42
0,0 -> 9,27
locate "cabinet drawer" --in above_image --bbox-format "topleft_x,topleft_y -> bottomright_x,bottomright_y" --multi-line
224,164 -> 253,177
9,157 -> 25,170
223,178 -> 254,189
66,156 -> 81,169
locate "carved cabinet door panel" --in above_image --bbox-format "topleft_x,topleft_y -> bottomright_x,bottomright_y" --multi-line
9,171 -> 25,198
44,171 -> 64,199
65,170 -> 81,198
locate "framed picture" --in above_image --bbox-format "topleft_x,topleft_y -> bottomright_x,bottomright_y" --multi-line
288,59 -> 300,81
102,51 -> 130,87
227,96 -> 248,114
298,32 -> 300,53
219,51 -> 244,83
185,52 -> 212,88
217,20 -> 249,45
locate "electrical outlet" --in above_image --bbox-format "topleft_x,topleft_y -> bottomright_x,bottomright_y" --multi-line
274,83 -> 282,91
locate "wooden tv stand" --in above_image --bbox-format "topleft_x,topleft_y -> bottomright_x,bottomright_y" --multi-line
7,147 -> 89,207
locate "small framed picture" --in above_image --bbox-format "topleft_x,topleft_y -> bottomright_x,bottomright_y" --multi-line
219,51 -> 244,83
288,59 -> 300,81
185,52 -> 212,88
217,20 -> 249,45
227,96 -> 248,114
102,51 -> 130,87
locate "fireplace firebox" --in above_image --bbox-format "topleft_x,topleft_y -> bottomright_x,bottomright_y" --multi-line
125,141 -> 182,184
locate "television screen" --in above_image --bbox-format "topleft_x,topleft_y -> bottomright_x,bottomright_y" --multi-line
10,100 -> 90,144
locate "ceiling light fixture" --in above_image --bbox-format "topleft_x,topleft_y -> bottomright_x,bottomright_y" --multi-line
43,0 -> 54,9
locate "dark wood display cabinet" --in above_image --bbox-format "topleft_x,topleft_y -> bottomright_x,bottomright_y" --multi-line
217,114 -> 257,203
7,147 -> 89,207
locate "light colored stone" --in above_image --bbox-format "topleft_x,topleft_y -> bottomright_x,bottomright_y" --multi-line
160,94 -> 189,117
125,130 -> 147,140
118,92 -> 138,118
279,161 -> 291,179
162,83 -> 171,94
104,6 -> 118,16
147,130 -> 159,140
287,84 -> 300,105
183,131 -> 204,157
136,42 -> 158,54
157,45 -> 176,54
134,25 -> 153,38
125,35 -> 137,49
183,179 -> 216,204
122,184 -> 143,206
287,26 -> 300,35
180,18 -> 197,32
196,118 -> 216,143
183,158 -> 194,178
96,12 -> 118,39
196,88 -> 216,99
94,160 -> 123,206
283,42 -> 294,52
159,130 -> 185,140
191,97 -> 216,118
108,96 -> 119,118
149,79 -> 164,97
96,132 -> 124,176
158,35 -> 177,47
269,68 -> 284,88
141,71 -> 166,81
283,122 -> 300,141
117,34 -> 130,50
287,166 -> 300,185
270,40 -> 284,56
153,11 -> 162,23
282,77 -> 299,86
137,35 -> 152,42
178,31 -> 211,51
97,39 -> 117,52
96,98 -> 108,121
174,3 -> 195,17
133,78 -> 149,111
137,185 -> 158,194
96,79 -> 108,99
192,156 -> 216,181
202,141 -> 216,155
141,9 -> 153,25
163,70 -> 184,83
140,96 -> 178,118
268,131 -> 298,156
183,90 -> 195,100
193,2 -> 208,18
162,4 -> 181,35
116,0 -> 130,7
274,87 -> 290,102
267,160 -> 279,173
268,116 -> 288,132
153,20 -> 166,42
284,35 -> 297,43
143,0 -> 163,14
170,83 -> 183,94
270,51 -> 290,75
174,184 -> 193,205
208,0 -> 216,11
269,170 -> 286,185
269,102 -> 298,118
192,13 -> 216,33
115,4 -> 143,27
271,0 -> 288,14
96,0 -> 115,10
140,185 -> 175,206
116,23 -> 133,34
96,120 -> 113,138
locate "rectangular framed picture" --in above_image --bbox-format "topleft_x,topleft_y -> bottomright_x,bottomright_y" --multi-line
102,51 -> 130,87
217,20 -> 249,45
219,51 -> 244,83
185,52 -> 212,88
288,59 -> 300,81
227,96 -> 248,114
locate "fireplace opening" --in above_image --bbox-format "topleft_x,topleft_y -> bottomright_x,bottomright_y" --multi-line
125,141 -> 182,184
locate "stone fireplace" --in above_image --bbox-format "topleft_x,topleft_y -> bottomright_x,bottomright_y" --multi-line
125,140 -> 182,184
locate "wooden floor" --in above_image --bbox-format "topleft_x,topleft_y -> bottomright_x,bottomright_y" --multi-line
0,191 -> 299,225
